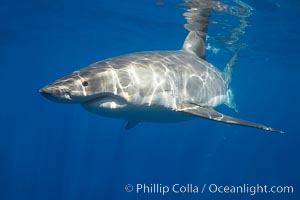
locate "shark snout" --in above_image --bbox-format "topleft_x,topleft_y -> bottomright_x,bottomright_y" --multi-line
39,85 -> 72,104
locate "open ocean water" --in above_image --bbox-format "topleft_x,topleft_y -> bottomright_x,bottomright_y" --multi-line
0,0 -> 299,199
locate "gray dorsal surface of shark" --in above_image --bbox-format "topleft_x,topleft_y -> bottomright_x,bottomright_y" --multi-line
39,2 -> 283,133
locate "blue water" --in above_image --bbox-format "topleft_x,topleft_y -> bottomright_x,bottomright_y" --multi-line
0,0 -> 299,199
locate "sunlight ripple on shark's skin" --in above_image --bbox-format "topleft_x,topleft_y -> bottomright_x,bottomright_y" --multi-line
39,1 -> 283,133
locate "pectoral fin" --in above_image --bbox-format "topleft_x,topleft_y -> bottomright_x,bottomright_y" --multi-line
180,103 -> 284,133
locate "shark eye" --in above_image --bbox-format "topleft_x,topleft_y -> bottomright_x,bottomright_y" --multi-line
82,81 -> 88,87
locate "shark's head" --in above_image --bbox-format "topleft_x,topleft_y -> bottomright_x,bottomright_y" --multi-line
39,69 -> 108,104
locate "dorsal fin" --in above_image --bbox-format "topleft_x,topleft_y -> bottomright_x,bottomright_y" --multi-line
182,31 -> 206,59
125,121 -> 139,130
182,0 -> 211,60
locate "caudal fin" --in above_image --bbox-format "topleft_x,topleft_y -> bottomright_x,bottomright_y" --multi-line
224,53 -> 238,84
225,88 -> 238,112
223,53 -> 239,112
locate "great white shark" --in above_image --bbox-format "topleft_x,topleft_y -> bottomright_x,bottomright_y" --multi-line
39,6 -> 283,133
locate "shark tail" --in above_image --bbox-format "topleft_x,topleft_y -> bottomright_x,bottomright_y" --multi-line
225,88 -> 238,112
224,53 -> 238,84
224,53 -> 238,112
